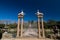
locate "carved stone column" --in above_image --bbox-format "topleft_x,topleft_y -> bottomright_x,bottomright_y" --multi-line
41,18 -> 45,38
17,18 -> 20,37
38,17 -> 41,38
21,18 -> 23,37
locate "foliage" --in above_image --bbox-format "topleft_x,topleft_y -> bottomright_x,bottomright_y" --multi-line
56,21 -> 60,29
0,24 -> 5,28
47,19 -> 57,26
44,22 -> 49,29
45,20 -> 56,29
9,23 -> 17,28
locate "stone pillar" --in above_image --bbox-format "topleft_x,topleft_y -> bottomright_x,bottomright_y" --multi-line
38,17 -> 41,38
41,17 -> 45,38
17,18 -> 20,37
20,18 -> 23,37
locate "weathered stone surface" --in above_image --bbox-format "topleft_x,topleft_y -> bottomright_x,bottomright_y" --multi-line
1,38 -> 54,40
2,32 -> 12,38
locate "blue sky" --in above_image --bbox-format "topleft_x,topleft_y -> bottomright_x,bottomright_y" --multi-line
0,0 -> 60,22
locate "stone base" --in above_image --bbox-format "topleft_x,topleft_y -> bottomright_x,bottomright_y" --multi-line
1,38 -> 54,40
